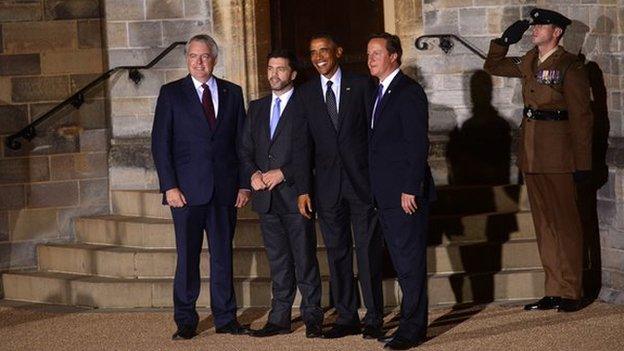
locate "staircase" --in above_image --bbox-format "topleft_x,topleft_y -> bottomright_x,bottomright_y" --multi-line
1,184 -> 544,308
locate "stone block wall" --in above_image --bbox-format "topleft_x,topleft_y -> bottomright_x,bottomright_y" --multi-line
0,0 -> 108,274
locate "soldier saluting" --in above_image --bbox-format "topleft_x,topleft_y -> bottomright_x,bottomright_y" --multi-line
484,8 -> 593,312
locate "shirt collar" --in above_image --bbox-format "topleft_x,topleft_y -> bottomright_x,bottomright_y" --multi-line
538,46 -> 560,64
191,75 -> 216,91
379,68 -> 401,89
272,87 -> 294,103
320,67 -> 342,88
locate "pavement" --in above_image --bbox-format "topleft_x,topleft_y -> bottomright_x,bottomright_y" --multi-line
1,300 -> 623,350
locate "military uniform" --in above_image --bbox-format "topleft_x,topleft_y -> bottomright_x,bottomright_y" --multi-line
483,10 -> 593,302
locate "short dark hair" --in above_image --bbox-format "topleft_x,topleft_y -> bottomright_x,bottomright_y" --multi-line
369,32 -> 403,66
309,32 -> 342,48
267,49 -> 299,72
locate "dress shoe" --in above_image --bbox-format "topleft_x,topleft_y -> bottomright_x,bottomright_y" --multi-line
250,322 -> 291,337
171,325 -> 197,340
558,298 -> 583,312
322,324 -> 361,339
384,335 -> 422,350
305,323 -> 323,338
524,296 -> 561,311
215,320 -> 251,335
362,325 -> 384,339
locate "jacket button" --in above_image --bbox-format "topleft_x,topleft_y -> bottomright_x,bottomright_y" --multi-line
530,89 -> 534,93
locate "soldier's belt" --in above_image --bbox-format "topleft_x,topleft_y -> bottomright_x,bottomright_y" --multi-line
523,107 -> 569,121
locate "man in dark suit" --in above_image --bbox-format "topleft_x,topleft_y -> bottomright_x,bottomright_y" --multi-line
367,33 -> 436,350
239,49 -> 323,338
151,34 -> 251,340
293,34 -> 384,339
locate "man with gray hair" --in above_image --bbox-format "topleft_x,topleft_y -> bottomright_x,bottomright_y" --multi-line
151,34 -> 251,339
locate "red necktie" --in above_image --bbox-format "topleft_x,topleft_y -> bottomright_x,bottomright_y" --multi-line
201,83 -> 216,130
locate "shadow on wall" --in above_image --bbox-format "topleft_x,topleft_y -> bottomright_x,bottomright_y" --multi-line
566,16 -> 612,301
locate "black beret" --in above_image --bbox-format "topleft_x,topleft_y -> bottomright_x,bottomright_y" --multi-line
529,8 -> 572,28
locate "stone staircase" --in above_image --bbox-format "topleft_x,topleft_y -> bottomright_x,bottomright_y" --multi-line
2,184 -> 545,308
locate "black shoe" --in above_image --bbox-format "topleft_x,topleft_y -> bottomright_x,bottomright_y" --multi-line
362,325 -> 384,339
172,325 -> 197,340
215,320 -> 251,335
378,332 -> 395,343
305,323 -> 323,338
322,324 -> 361,339
524,296 -> 561,311
558,298 -> 583,312
250,322 -> 291,337
384,335 -> 422,350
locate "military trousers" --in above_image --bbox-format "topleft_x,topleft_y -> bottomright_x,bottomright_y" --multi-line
525,173 -> 583,299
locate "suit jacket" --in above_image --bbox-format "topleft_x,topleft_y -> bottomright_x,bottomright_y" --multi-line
151,74 -> 247,207
483,40 -> 593,173
239,91 -> 300,214
292,70 -> 373,209
368,70 -> 436,209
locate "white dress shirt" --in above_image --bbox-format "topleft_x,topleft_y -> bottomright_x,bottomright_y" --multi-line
270,87 -> 294,117
191,75 -> 219,117
371,67 -> 401,128
320,67 -> 342,113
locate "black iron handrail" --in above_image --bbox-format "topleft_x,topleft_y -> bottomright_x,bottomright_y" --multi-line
415,34 -> 486,59
5,41 -> 187,150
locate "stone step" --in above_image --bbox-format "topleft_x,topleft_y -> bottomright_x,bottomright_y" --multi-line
2,268 -> 545,308
111,185 -> 529,219
76,211 -> 535,249
36,239 -> 541,278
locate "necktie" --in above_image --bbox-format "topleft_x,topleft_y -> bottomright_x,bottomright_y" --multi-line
270,97 -> 281,139
325,80 -> 339,131
372,83 -> 384,128
201,83 -> 216,130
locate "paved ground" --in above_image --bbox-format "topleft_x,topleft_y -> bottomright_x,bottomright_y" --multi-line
1,300 -> 624,350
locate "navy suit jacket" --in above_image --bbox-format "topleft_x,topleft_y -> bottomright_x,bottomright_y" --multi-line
368,70 -> 436,209
151,74 -> 247,207
292,71 -> 373,209
239,91 -> 301,214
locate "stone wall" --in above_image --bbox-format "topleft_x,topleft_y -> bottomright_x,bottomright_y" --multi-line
0,0 -> 108,275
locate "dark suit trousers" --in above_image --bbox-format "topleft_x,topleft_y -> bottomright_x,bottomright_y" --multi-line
317,171 -> 384,327
378,202 -> 429,342
259,210 -> 323,327
171,203 -> 237,329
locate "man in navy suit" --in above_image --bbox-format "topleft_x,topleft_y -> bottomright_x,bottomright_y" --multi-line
240,49 -> 323,338
292,34 -> 384,340
151,34 -> 251,339
367,33 -> 436,350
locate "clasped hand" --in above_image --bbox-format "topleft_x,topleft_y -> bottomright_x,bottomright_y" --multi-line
251,169 -> 284,191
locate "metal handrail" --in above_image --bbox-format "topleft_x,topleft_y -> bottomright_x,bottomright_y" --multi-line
5,41 -> 187,150
415,34 -> 486,59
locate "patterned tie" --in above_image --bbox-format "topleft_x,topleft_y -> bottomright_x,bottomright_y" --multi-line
201,83 -> 216,130
325,80 -> 339,131
270,97 -> 281,139
372,83 -> 384,128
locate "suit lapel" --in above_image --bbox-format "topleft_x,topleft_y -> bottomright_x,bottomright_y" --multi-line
312,76 -> 338,136
259,96 -> 272,145
373,71 -> 404,129
337,74 -> 352,134
181,75 -> 212,133
215,78 -> 228,132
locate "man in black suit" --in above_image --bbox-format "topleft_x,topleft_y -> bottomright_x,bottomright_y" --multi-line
293,34 -> 384,339
239,49 -> 323,338
367,33 -> 436,350
151,34 -> 251,339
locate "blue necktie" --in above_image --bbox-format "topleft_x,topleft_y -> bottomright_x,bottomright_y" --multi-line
372,84 -> 384,128
270,97 -> 281,139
